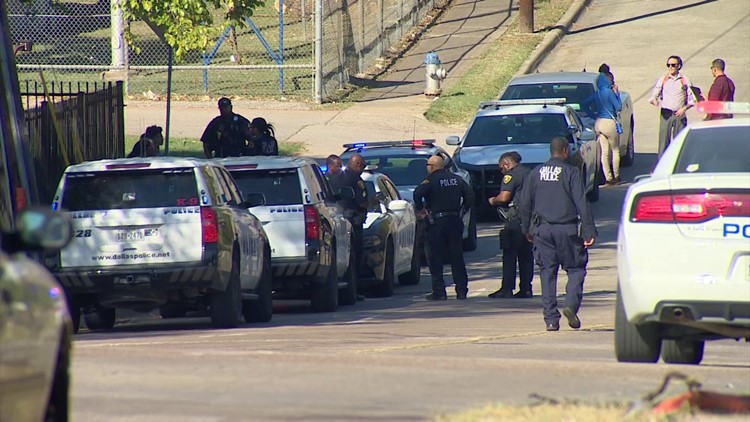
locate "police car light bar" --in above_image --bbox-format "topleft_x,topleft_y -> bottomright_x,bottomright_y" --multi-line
480,98 -> 568,109
342,140 -> 436,150
696,101 -> 750,115
224,164 -> 259,170
106,163 -> 151,170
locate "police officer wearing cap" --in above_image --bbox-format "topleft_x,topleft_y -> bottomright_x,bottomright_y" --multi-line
519,137 -> 596,332
414,155 -> 473,300
328,154 -> 370,277
487,151 -> 534,299
200,97 -> 253,158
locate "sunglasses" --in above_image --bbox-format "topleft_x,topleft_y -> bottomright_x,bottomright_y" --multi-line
666,63 -> 680,68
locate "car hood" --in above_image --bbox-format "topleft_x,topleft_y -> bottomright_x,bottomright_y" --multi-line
457,144 -> 552,166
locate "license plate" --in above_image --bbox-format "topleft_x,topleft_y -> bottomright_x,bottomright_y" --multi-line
115,229 -> 144,242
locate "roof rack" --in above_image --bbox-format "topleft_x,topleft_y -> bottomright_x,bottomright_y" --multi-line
479,98 -> 568,109
342,139 -> 436,150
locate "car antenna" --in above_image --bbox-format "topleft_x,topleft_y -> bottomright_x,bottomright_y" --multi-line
582,61 -> 587,72
412,120 -> 416,141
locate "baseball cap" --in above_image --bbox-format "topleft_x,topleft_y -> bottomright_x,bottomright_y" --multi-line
218,97 -> 232,107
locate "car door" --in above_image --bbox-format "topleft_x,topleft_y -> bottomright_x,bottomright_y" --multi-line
378,177 -> 408,271
311,164 -> 351,277
567,109 -> 598,192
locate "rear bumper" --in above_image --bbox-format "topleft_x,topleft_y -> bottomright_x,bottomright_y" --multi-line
54,263 -> 219,292
270,240 -> 329,282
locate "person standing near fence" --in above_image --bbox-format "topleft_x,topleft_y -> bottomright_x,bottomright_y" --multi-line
127,125 -> 163,158
200,97 -> 253,158
249,117 -> 279,156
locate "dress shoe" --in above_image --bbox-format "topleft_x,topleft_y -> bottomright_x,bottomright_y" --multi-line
513,290 -> 533,299
456,292 -> 467,300
546,322 -> 560,331
424,292 -> 447,301
562,307 -> 581,329
488,289 -> 514,299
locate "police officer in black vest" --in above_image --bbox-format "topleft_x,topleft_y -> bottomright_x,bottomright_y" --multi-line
200,97 -> 254,158
414,155 -> 474,300
519,137 -> 596,331
487,151 -> 534,299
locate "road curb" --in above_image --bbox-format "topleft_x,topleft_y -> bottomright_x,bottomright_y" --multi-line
515,0 -> 593,76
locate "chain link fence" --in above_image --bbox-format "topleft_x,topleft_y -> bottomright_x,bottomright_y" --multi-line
8,0 -> 447,102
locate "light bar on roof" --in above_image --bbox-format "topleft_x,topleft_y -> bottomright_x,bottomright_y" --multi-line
696,101 -> 750,115
480,98 -> 568,109
224,164 -> 259,170
105,163 -> 151,170
342,139 -> 436,149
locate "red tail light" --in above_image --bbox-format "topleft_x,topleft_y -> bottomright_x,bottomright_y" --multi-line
632,192 -> 750,223
304,205 -> 320,240
200,207 -> 218,243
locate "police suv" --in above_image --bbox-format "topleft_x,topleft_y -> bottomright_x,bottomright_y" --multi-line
447,99 -> 600,210
219,156 -> 356,311
50,157 -> 272,330
616,102 -> 750,365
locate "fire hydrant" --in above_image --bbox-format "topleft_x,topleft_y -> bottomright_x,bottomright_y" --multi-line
424,51 -> 447,97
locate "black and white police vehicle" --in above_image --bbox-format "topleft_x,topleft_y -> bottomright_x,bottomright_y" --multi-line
49,157 -> 273,330
447,99 -> 601,210
220,156 -> 357,311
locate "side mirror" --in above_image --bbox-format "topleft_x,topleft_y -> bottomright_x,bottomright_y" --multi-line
337,187 -> 355,200
446,135 -> 460,146
244,192 -> 266,208
13,208 -> 72,252
568,124 -> 580,133
388,199 -> 410,212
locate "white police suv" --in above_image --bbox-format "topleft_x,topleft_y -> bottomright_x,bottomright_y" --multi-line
49,157 -> 272,330
616,102 -> 750,365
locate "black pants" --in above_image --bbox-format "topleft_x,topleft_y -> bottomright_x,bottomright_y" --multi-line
349,220 -> 364,275
531,223 -> 588,324
427,215 -> 468,296
500,223 -> 534,293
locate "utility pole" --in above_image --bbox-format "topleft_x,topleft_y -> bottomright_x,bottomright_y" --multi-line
519,0 -> 534,33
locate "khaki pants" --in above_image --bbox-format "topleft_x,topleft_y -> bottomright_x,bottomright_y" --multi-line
595,118 -> 620,182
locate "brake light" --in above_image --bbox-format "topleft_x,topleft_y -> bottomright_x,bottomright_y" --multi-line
200,207 -> 218,243
411,140 -> 424,147
106,163 -> 151,170
304,205 -> 320,240
695,101 -> 750,115
632,192 -> 750,223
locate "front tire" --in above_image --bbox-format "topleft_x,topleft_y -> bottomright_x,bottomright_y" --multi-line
210,253 -> 242,328
311,246 -> 338,312
398,232 -> 421,286
83,305 -> 116,330
614,289 -> 661,363
462,209 -> 477,251
662,339 -> 704,365
243,247 -> 274,322
373,240 -> 396,297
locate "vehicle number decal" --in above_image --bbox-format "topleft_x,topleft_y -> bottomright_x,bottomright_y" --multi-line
75,229 -> 92,238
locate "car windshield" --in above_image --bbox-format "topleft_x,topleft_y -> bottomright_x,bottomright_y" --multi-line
463,113 -> 570,147
230,168 -> 302,206
501,83 -> 596,117
673,126 -> 750,174
61,169 -> 199,211
358,155 -> 430,186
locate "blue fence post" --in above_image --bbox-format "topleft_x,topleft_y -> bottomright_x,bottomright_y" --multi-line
278,0 -> 285,93
202,26 -> 233,93
244,17 -> 283,94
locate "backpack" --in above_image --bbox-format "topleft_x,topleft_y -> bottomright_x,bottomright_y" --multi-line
659,74 -> 704,105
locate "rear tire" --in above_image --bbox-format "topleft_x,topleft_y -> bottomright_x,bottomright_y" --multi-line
398,232 -> 421,286
662,339 -> 705,365
620,118 -> 635,167
84,306 -> 116,330
210,253 -> 242,328
462,209 -> 477,251
243,247 -> 274,322
373,241 -> 396,297
311,246 -> 338,312
614,289 -> 661,363
338,244 -> 358,306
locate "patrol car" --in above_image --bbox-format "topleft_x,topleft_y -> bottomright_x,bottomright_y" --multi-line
339,140 -> 477,251
500,71 -> 635,167
219,156 -> 356,310
447,99 -> 601,210
359,170 -> 420,296
616,101 -> 750,365
49,157 -> 273,330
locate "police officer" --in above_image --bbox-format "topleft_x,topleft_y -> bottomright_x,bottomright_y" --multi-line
487,151 -> 533,299
414,155 -> 474,300
200,97 -> 253,158
328,154 -> 370,281
519,137 -> 596,331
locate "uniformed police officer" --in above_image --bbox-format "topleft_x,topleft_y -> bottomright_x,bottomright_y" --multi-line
200,97 -> 254,158
328,154 -> 370,278
487,151 -> 534,299
519,137 -> 596,331
414,155 -> 474,300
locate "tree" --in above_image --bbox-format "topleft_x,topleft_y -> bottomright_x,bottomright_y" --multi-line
119,0 -> 264,61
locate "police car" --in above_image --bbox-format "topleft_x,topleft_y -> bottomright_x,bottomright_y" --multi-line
49,157 -> 273,330
447,99 -> 601,208
500,72 -> 635,167
359,170 -> 420,296
219,156 -> 357,310
616,101 -> 750,365
339,140 -> 477,251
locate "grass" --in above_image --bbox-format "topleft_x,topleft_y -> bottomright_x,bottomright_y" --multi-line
424,0 -> 574,125
125,135 -> 305,158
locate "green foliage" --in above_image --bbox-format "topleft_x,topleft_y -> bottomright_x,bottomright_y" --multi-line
119,0 -> 264,61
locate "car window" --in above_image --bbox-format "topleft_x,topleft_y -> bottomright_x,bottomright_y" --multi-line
217,168 -> 243,206
199,167 -> 221,205
501,83 -> 595,105
61,169 -> 199,211
674,127 -> 750,174
229,168 -> 303,206
311,164 -> 335,199
383,178 -> 401,200
356,155 -> 429,186
363,181 -> 381,213
463,113 -> 569,147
